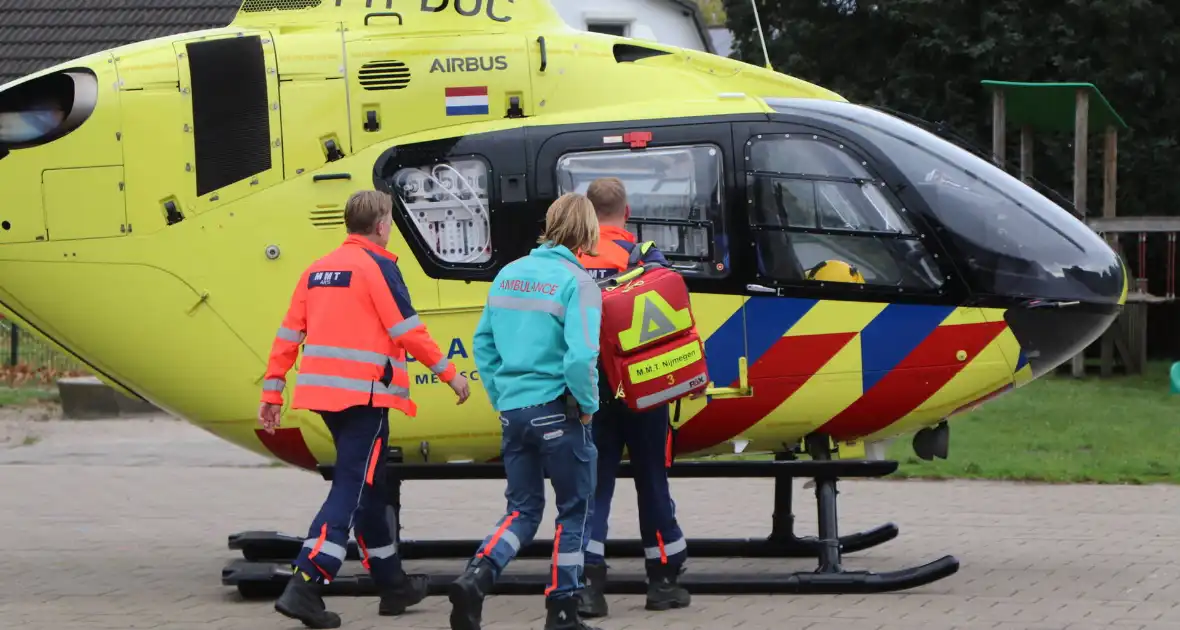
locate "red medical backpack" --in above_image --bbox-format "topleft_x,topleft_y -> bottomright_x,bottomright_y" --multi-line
595,244 -> 709,412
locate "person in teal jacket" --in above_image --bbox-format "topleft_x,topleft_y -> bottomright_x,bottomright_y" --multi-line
448,192 -> 604,630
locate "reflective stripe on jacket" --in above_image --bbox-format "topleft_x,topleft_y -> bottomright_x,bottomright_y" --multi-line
472,244 -> 602,415
261,234 -> 456,414
578,225 -> 669,279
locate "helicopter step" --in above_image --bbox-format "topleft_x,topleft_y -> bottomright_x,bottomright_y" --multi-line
222,441 -> 960,596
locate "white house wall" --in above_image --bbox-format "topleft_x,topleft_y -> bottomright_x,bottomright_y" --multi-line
551,0 -> 709,51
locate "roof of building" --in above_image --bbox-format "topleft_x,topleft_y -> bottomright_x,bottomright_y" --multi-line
0,0 -> 242,85
664,0 -> 716,54
0,0 -> 718,86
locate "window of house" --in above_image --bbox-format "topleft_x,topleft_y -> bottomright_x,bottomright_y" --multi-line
556,144 -> 730,279
746,134 -> 944,290
587,23 -> 628,37
388,156 -> 493,265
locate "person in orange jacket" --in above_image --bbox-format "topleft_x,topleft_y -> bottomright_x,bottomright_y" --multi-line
258,189 -> 471,629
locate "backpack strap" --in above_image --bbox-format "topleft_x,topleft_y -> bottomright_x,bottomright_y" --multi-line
627,240 -> 657,268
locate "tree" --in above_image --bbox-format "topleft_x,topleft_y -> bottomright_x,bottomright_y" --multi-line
721,0 -> 1180,224
693,0 -> 727,26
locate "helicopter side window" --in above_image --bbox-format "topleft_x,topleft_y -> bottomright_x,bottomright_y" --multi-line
746,135 -> 944,290
389,156 -> 493,266
0,70 -> 99,150
555,144 -> 729,279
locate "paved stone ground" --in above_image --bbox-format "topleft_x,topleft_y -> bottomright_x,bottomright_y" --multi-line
2,408 -> 1180,630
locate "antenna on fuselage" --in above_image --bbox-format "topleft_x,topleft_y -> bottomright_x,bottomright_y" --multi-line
749,0 -> 773,70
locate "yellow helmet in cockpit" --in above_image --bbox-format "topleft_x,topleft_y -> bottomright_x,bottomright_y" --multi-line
806,260 -> 866,284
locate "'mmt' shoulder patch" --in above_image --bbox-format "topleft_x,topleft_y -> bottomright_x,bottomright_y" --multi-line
308,270 -> 352,288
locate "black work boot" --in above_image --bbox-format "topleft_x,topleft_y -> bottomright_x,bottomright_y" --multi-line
645,563 -> 691,612
448,558 -> 496,630
544,595 -> 601,630
576,563 -> 608,618
274,570 -> 342,629
378,572 -> 430,616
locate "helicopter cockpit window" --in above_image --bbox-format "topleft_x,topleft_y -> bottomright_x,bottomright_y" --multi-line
763,98 -> 1125,303
555,145 -> 728,279
389,157 -> 492,265
746,135 -> 944,290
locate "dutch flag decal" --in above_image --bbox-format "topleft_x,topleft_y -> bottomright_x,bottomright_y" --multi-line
445,86 -> 490,117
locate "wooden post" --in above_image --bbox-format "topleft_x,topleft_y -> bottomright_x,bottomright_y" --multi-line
1020,125 -> 1034,183
1073,88 -> 1090,218
1100,125 -> 1119,377
1071,88 -> 1090,378
1103,126 -> 1118,219
991,89 -> 1006,166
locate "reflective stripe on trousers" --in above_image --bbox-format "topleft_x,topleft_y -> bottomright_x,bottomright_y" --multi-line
584,399 -> 687,570
293,406 -> 405,586
467,398 -> 596,599
644,533 -> 687,562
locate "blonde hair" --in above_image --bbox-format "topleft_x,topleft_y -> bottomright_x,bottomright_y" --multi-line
344,190 -> 393,234
586,177 -> 628,219
538,193 -> 600,256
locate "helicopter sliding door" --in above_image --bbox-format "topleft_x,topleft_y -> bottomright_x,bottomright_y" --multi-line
532,120 -> 747,453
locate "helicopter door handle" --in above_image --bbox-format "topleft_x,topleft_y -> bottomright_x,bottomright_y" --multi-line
746,283 -> 778,294
313,173 -> 351,182
537,36 -> 548,72
364,11 -> 403,26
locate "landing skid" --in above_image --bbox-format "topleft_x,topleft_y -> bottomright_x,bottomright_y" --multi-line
221,441 -> 958,597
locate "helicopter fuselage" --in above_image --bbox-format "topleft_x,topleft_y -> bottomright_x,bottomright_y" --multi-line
0,1 -> 1125,470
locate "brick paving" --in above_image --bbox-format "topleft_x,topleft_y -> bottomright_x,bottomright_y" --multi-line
1,414 -> 1179,629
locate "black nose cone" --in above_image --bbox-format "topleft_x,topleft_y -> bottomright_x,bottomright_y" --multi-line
1003,303 -> 1122,379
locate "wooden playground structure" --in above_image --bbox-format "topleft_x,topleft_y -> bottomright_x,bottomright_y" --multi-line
983,80 -> 1178,378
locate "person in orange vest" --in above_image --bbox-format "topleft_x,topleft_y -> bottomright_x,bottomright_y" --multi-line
258,189 -> 470,629
575,177 -> 691,618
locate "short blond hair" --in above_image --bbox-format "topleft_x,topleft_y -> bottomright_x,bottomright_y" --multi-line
344,190 -> 393,234
538,193 -> 599,256
586,177 -> 628,219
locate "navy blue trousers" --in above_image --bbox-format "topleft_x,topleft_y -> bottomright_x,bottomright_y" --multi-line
467,398 -> 597,600
293,405 -> 403,587
584,400 -> 688,573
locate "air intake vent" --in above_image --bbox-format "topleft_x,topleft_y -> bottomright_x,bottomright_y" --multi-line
309,208 -> 345,229
241,0 -> 322,11
614,43 -> 673,63
359,61 -> 411,91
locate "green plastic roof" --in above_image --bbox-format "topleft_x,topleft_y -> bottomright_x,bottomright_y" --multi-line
981,81 -> 1128,134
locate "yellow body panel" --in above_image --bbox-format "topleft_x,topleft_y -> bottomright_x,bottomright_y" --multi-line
43,166 -> 126,241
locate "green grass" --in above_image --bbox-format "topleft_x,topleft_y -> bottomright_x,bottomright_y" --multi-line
0,386 -> 58,407
887,361 -> 1180,484
689,361 -> 1179,485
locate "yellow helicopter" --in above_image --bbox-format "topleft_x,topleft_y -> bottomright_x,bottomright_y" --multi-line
0,0 -> 1126,599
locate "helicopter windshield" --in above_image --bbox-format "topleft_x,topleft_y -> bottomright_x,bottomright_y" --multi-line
764,98 -> 1124,304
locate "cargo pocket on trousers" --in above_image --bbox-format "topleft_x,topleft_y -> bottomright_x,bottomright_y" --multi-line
572,420 -> 596,464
